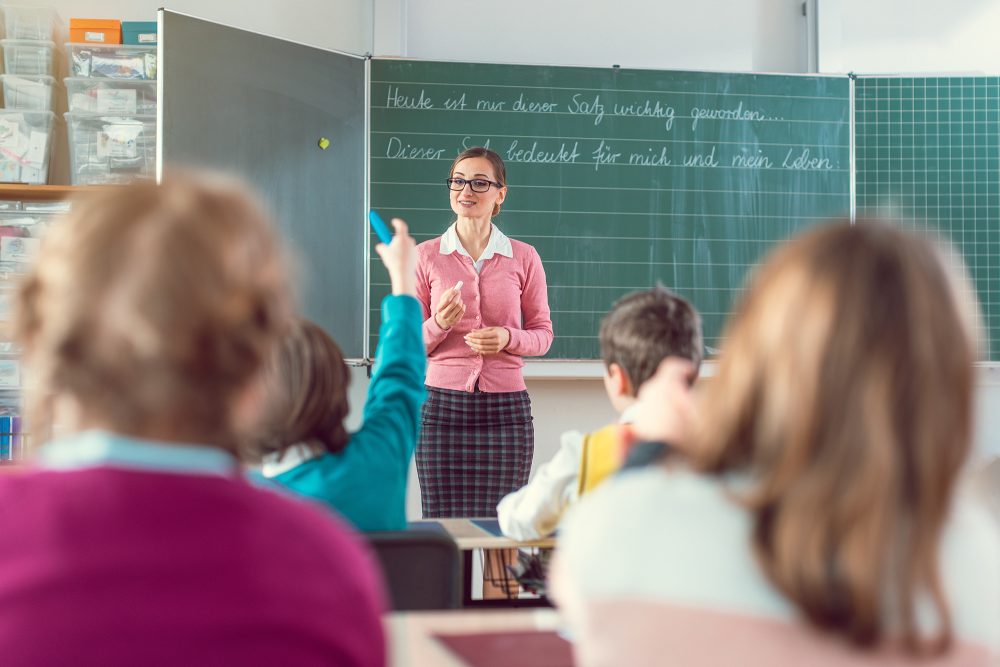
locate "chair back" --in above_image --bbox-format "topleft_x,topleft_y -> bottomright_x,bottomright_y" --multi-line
366,530 -> 461,610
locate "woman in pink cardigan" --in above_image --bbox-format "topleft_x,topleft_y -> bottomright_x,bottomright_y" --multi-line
415,146 -> 553,517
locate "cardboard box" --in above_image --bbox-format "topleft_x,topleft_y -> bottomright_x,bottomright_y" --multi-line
69,18 -> 121,44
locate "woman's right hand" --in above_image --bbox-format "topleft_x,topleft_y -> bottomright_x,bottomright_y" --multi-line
434,284 -> 466,330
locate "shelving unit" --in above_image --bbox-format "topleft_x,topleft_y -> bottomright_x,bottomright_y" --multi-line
0,184 -> 91,463
0,184 -> 106,201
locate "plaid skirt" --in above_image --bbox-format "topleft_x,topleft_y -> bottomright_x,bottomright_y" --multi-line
417,386 -> 534,518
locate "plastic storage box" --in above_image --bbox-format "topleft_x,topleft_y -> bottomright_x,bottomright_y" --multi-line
69,18 -> 121,44
0,40 -> 55,76
66,43 -> 156,79
1,6 -> 56,41
65,113 -> 156,185
0,75 -> 54,111
122,21 -> 157,45
65,77 -> 156,114
0,211 -> 52,274
0,110 -> 54,185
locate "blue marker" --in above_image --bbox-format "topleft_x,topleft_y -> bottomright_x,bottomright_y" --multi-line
368,209 -> 393,245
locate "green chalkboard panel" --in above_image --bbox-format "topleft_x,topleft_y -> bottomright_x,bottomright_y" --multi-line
855,77 -> 1000,358
371,59 -> 851,359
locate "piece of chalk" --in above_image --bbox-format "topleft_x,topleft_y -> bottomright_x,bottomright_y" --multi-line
454,281 -> 463,291
368,210 -> 393,245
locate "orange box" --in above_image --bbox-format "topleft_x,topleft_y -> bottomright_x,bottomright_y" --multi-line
69,18 -> 121,45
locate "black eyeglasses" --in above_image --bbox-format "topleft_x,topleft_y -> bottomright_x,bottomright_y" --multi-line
446,177 -> 503,193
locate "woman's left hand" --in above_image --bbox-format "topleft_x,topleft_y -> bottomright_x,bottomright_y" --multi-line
464,327 -> 511,355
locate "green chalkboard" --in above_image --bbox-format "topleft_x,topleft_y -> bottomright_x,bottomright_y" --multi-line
370,60 -> 851,359
855,76 -> 1000,359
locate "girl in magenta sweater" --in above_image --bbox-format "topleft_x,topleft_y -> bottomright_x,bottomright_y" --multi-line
415,147 -> 553,517
0,175 -> 386,667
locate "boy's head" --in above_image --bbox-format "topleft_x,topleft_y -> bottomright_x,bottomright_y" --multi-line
599,286 -> 702,410
15,173 -> 291,451
249,318 -> 351,460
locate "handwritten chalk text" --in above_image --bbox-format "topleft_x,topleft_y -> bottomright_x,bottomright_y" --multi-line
592,140 -> 621,171
568,94 -> 606,125
690,101 -> 765,131
386,86 -> 433,110
506,140 -> 581,164
443,94 -> 467,110
732,149 -> 773,169
781,148 -> 833,170
512,94 -> 559,113
683,146 -> 719,167
476,98 -> 506,111
629,146 -> 672,167
385,136 -> 445,160
614,100 -> 675,131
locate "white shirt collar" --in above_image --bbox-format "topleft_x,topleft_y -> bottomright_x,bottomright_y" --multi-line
620,403 -> 640,424
439,222 -> 513,262
37,430 -> 238,476
261,443 -> 320,477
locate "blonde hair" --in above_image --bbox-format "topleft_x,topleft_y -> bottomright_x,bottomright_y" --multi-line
15,173 -> 291,451
698,220 -> 980,654
250,318 -> 351,460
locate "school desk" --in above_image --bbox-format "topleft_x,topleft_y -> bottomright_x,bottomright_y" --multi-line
410,519 -> 556,608
386,608 -> 568,667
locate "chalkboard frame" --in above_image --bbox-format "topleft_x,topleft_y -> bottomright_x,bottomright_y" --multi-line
369,57 -> 852,363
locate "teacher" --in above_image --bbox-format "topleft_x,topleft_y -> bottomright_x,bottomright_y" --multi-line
415,146 -> 553,518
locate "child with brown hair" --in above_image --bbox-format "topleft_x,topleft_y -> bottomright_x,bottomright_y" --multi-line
0,175 -> 386,666
497,285 -> 702,540
553,220 -> 1000,666
252,218 -> 425,532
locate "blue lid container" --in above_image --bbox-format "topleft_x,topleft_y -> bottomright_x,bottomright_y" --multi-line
121,21 -> 157,46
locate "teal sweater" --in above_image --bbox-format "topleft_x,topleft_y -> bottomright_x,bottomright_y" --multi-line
265,295 -> 426,531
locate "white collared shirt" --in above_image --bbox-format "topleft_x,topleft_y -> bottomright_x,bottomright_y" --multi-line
496,404 -> 640,541
439,222 -> 513,273
261,443 -> 318,477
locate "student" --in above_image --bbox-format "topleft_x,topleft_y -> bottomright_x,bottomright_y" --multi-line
0,176 -> 386,667
497,286 -> 702,541
552,220 -> 1000,666
252,219 -> 425,532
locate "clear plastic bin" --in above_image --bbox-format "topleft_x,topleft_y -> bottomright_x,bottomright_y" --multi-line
66,42 -> 156,79
0,211 -> 53,274
1,6 -> 56,41
65,113 -> 156,185
0,75 -> 54,111
0,40 -> 55,76
65,77 -> 157,114
0,110 -> 54,185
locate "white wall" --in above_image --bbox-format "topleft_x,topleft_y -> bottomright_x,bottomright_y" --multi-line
380,0 -> 809,72
817,0 -> 1000,73
400,0 -> 756,70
